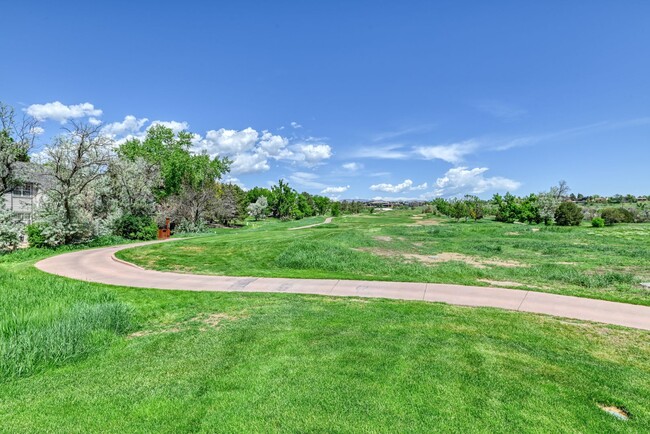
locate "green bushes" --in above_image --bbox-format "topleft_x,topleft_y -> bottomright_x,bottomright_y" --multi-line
26,223 -> 47,248
600,208 -> 635,226
554,202 -> 583,226
591,217 -> 605,228
112,214 -> 158,240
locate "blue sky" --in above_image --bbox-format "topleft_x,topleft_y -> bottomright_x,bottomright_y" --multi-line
2,1 -> 649,199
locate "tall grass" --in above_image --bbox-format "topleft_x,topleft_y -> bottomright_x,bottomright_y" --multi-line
0,258 -> 133,380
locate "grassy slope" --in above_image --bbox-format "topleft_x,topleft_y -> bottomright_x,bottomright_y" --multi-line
118,212 -> 650,305
2,275 -> 650,432
2,223 -> 650,432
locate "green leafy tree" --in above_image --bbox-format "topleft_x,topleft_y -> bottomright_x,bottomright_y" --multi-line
463,195 -> 484,222
519,194 -> 542,224
432,198 -> 450,216
247,196 -> 268,220
554,202 -> 583,226
330,201 -> 341,217
245,186 -> 272,204
493,193 -> 520,223
269,179 -> 297,219
118,125 -> 229,199
313,195 -> 331,215
449,198 -> 469,222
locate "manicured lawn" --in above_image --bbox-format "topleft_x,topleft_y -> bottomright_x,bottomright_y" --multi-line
117,211 -> 650,305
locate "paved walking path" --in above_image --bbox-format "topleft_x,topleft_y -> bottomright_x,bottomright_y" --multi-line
288,217 -> 333,230
34,240 -> 650,331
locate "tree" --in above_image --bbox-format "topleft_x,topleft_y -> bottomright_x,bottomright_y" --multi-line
330,201 -> 341,217
449,198 -> 469,221
0,102 -> 39,194
269,179 -> 296,219
247,196 -> 268,220
556,180 -> 570,199
245,186 -> 272,204
518,194 -> 542,224
554,202 -> 583,226
0,203 -> 22,251
108,157 -> 160,218
118,125 -> 229,199
431,198 -> 450,216
463,195 -> 484,221
493,193 -> 520,223
213,183 -> 247,226
36,123 -> 114,245
313,195 -> 331,215
538,187 -> 561,225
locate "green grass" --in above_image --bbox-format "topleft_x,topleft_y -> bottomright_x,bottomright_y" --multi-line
2,220 -> 650,432
118,211 -> 650,305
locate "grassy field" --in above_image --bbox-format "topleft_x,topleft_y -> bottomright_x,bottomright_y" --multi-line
2,218 -> 650,432
118,211 -> 650,305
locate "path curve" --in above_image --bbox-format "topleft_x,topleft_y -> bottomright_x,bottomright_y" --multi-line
288,217 -> 333,230
34,240 -> 650,331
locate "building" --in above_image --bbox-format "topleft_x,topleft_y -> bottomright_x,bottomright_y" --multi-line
2,182 -> 42,223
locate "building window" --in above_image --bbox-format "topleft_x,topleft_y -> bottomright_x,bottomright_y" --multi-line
12,183 -> 34,197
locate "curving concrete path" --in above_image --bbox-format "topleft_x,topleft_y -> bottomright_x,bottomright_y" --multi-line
288,217 -> 334,230
34,240 -> 650,331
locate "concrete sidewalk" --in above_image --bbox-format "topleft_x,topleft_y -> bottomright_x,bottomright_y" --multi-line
34,240 -> 650,331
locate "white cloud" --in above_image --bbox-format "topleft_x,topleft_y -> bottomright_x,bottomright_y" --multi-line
289,171 -> 327,189
294,143 -> 332,165
230,152 -> 270,174
222,176 -> 247,190
411,182 -> 428,190
149,120 -> 189,134
88,117 -> 103,126
321,185 -> 350,194
102,115 -> 149,139
291,121 -> 302,129
354,144 -> 409,159
434,167 -> 521,196
342,162 -> 363,172
370,179 -> 414,193
200,127 -> 259,155
258,131 -> 289,156
413,140 -> 477,164
30,126 -> 45,136
25,101 -> 102,123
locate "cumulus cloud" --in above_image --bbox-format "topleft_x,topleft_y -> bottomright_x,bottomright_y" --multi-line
230,152 -> 270,174
293,143 -> 332,165
413,140 -> 477,164
201,127 -> 259,155
88,117 -> 103,126
370,179 -> 414,193
291,121 -> 302,129
434,167 -> 521,196
102,115 -> 149,138
321,185 -> 350,194
149,120 -> 189,134
30,126 -> 45,136
25,101 -> 102,123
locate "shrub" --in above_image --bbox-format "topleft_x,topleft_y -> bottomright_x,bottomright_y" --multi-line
554,202 -> 583,226
591,217 -> 605,228
26,223 -> 47,248
0,208 -> 23,252
112,214 -> 157,240
600,207 -> 635,226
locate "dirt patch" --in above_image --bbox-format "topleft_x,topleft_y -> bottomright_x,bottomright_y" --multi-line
356,248 -> 525,269
531,228 -> 540,232
556,261 -> 578,266
373,236 -> 393,242
598,404 -> 629,420
411,216 -> 424,220
478,279 -> 526,288
412,242 -> 424,247
409,219 -> 441,226
129,312 -> 240,338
